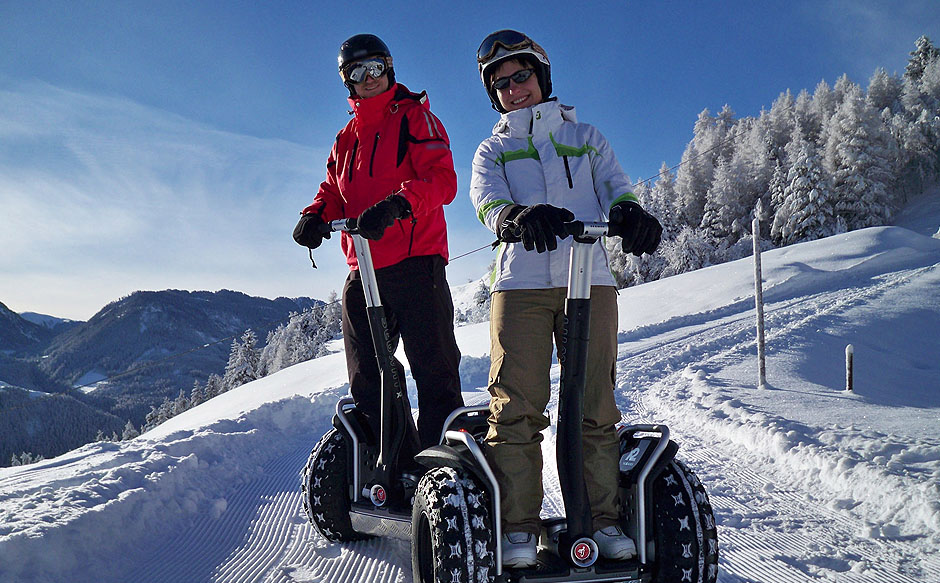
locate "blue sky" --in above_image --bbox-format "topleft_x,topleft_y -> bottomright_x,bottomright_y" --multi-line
1,0 -> 938,320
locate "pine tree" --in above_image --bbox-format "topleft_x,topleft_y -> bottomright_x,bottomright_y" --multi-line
121,420 -> 139,440
647,162 -> 679,236
205,373 -> 224,399
701,155 -> 748,241
658,226 -> 715,277
257,296 -> 342,376
223,330 -> 260,390
172,388 -> 189,416
812,80 -> 839,121
823,84 -> 900,230
794,89 -> 821,144
867,68 -> 903,113
675,107 -> 735,228
905,35 -> 940,82
772,128 -> 841,245
769,162 -> 789,217
189,380 -> 206,408
767,90 -> 796,161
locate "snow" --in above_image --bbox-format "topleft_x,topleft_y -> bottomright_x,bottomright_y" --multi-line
2,200 -> 940,582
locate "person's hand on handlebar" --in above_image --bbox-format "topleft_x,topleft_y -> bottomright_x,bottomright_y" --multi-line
357,194 -> 412,240
499,204 -> 575,253
607,201 -> 662,256
293,213 -> 331,249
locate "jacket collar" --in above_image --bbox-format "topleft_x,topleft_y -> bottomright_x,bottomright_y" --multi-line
347,83 -> 426,127
492,99 -> 577,138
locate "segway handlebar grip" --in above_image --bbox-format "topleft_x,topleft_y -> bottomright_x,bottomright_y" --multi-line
323,217 -> 359,234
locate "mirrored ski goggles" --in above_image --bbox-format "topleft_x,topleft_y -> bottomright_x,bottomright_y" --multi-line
491,68 -> 535,90
343,58 -> 388,84
477,29 -> 531,64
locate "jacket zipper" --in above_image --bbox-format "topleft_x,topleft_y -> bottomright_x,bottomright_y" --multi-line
369,132 -> 380,177
563,156 -> 573,189
348,139 -> 359,182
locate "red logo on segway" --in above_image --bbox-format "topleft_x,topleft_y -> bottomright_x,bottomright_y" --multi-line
370,484 -> 387,507
574,542 -> 591,561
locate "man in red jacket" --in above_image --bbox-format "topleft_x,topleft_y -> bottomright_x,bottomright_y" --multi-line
293,34 -> 463,457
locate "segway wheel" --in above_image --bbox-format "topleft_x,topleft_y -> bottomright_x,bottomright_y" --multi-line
650,458 -> 719,583
411,467 -> 495,583
301,428 -> 369,542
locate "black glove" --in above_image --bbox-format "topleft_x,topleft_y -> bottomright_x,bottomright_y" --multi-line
608,201 -> 662,256
293,213 -> 330,249
509,204 -> 575,253
357,194 -> 412,240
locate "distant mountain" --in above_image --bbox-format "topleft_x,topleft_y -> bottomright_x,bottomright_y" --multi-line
0,301 -> 55,355
39,289 -> 318,422
19,311 -> 81,332
0,289 -> 319,465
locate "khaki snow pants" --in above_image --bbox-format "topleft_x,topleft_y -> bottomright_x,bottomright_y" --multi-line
484,287 -> 622,535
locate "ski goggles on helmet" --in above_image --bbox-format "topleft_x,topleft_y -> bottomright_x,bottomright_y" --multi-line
491,68 -> 535,90
477,30 -> 532,64
343,57 -> 388,84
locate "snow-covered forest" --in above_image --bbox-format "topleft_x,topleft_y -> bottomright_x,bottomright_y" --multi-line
609,35 -> 940,287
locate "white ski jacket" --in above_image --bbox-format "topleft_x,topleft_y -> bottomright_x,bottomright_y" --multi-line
470,100 -> 638,291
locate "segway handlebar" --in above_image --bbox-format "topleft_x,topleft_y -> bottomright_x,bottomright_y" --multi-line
319,217 -> 359,234
503,218 -> 613,243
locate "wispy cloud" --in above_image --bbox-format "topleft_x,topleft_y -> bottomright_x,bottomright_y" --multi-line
0,80 -> 346,319
812,0 -> 939,80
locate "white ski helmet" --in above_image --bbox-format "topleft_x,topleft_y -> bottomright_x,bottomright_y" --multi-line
477,29 -> 552,113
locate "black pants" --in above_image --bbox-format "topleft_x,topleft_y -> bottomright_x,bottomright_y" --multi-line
342,254 -> 464,451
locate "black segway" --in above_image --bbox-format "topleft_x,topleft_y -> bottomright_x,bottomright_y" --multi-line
410,220 -> 719,583
301,218 -> 425,542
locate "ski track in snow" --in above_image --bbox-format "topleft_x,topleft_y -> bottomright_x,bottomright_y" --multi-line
3,225 -> 939,583
615,264 -> 940,583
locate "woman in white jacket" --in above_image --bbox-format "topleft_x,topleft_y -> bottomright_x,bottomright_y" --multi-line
470,29 -> 662,568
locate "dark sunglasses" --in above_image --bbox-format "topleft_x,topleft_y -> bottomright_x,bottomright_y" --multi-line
477,29 -> 530,64
344,58 -> 387,84
491,68 -> 535,90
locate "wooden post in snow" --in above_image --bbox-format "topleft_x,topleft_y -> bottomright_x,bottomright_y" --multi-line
845,344 -> 854,392
753,216 -> 767,389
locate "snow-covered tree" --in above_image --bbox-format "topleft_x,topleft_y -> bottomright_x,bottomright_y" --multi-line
701,154 -> 749,241
794,88 -> 822,144
121,420 -> 139,441
772,128 -> 841,245
675,107 -> 736,229
767,90 -> 796,161
823,84 -> 900,230
905,35 -> 940,82
172,389 -> 189,416
257,295 -> 342,376
867,68 -> 903,113
812,80 -> 839,121
205,373 -> 224,400
657,226 -> 716,278
646,162 -> 679,236
189,380 -> 206,408
222,330 -> 260,391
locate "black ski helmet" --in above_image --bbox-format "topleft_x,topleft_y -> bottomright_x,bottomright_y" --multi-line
477,29 -> 552,113
338,34 -> 395,96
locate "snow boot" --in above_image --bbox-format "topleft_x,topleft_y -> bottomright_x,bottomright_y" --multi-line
502,532 -> 537,568
593,525 -> 636,560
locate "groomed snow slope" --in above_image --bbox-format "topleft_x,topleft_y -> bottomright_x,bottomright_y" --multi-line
2,217 -> 939,583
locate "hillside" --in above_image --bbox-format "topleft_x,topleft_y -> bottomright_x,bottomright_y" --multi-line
1,217 -> 938,583
0,289 -> 319,465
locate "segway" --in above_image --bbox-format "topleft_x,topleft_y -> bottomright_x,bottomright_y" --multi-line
410,219 -> 720,583
301,217 -> 426,542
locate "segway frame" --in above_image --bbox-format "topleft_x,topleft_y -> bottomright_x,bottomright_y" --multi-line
313,218 -> 419,538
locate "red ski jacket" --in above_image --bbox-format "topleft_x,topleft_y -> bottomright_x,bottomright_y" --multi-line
301,83 -> 457,271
